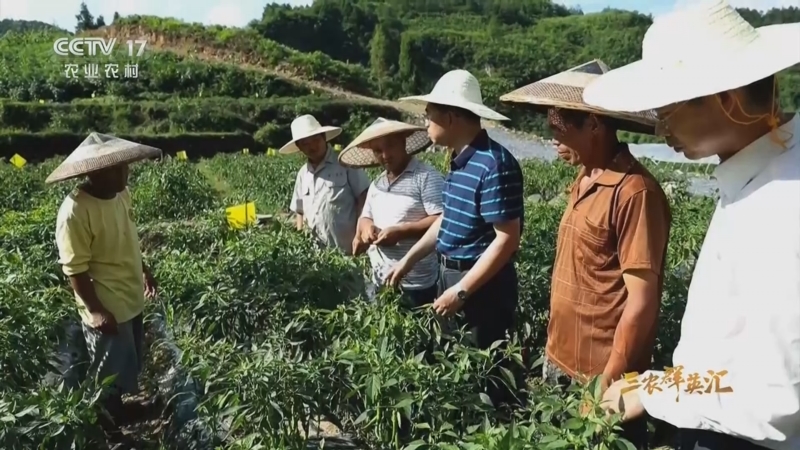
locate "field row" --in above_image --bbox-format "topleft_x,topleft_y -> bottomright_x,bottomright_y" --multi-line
0,97 -> 400,138
0,154 -> 713,448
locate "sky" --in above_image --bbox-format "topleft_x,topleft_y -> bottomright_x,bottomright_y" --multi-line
0,0 -> 795,31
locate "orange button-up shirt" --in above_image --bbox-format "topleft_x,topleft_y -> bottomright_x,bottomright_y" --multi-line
546,147 -> 671,380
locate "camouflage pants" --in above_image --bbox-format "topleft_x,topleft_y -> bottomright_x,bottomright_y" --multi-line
542,357 -> 574,388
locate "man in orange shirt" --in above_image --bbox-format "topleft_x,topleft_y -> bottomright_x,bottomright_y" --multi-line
502,61 -> 671,449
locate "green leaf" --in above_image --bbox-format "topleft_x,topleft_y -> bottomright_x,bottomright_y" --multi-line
564,417 -> 583,430
499,366 -> 517,389
479,393 -> 493,407
353,410 -> 370,425
542,439 -> 571,449
395,398 -> 413,409
14,406 -> 38,417
403,440 -> 426,450
614,439 -> 637,450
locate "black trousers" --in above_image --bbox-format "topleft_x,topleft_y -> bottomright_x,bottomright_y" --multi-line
678,429 -> 772,450
438,261 -> 520,409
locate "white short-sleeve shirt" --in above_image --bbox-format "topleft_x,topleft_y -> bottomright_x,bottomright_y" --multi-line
361,158 -> 444,289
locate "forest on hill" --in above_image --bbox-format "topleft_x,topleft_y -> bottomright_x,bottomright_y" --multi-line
254,0 -> 800,132
0,0 -> 799,157
0,19 -> 65,36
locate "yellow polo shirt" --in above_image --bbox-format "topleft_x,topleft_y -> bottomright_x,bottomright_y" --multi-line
55,188 -> 145,325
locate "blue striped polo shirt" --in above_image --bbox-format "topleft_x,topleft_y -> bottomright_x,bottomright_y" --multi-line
436,130 -> 524,260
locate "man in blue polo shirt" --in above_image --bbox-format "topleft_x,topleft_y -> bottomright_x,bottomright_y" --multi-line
388,69 -> 524,408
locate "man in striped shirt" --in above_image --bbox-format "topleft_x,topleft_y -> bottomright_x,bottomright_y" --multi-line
389,70 -> 525,408
340,119 -> 444,307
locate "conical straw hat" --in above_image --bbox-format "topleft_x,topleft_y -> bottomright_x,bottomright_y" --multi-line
46,133 -> 162,184
500,59 -> 657,134
339,118 -> 431,168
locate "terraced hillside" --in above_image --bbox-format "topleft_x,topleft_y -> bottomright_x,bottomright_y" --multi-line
0,22 -> 415,160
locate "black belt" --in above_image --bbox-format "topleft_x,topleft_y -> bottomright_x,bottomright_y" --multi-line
439,255 -> 476,271
439,252 -> 518,272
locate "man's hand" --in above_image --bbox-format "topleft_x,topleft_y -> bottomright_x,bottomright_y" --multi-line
89,309 -> 118,335
143,269 -> 158,300
432,286 -> 464,317
352,236 -> 369,255
359,224 -> 380,244
385,257 -> 413,288
600,378 -> 645,422
374,226 -> 403,247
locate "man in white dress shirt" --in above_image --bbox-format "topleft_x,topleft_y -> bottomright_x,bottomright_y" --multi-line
582,2 -> 800,450
339,118 -> 444,307
283,115 -> 371,255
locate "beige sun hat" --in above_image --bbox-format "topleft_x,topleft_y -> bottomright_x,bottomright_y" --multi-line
500,59 -> 657,135
582,0 -> 800,112
338,118 -> 432,168
45,132 -> 161,184
279,114 -> 342,154
398,70 -> 510,121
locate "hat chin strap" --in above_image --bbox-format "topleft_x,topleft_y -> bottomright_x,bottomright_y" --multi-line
715,78 -> 792,149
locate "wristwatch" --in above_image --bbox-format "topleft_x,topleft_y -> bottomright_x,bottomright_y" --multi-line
453,282 -> 468,301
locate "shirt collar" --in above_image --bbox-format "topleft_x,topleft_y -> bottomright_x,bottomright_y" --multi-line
307,147 -> 337,173
574,144 -> 635,188
379,157 -> 419,185
595,144 -> 635,186
403,156 -> 419,173
451,129 -> 490,170
714,113 -> 799,200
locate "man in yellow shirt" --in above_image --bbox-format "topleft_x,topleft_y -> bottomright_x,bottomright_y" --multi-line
47,133 -> 161,429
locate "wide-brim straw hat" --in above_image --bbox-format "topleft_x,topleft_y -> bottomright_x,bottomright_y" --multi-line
398,69 -> 510,122
45,133 -> 162,184
583,0 -> 800,112
499,59 -> 657,135
279,114 -> 342,154
339,118 -> 432,168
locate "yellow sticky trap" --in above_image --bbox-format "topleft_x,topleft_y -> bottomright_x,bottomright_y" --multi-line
10,154 -> 26,168
267,148 -> 276,156
225,202 -> 256,229
176,150 -> 187,161
242,148 -> 249,155
334,144 -> 342,151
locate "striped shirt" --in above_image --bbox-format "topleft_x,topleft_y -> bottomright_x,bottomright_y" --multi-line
437,130 -> 524,260
361,158 -> 444,289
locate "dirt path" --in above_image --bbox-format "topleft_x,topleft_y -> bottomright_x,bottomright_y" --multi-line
87,25 -> 528,137
89,26 -> 416,114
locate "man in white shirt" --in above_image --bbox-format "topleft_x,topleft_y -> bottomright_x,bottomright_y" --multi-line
339,118 -> 444,306
282,115 -> 371,255
582,2 -> 800,449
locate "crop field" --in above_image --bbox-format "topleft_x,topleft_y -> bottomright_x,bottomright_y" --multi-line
0,151 -> 715,449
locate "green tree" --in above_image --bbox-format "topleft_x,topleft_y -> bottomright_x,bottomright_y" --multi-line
370,23 -> 390,83
74,1 -> 94,32
487,15 -> 502,40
